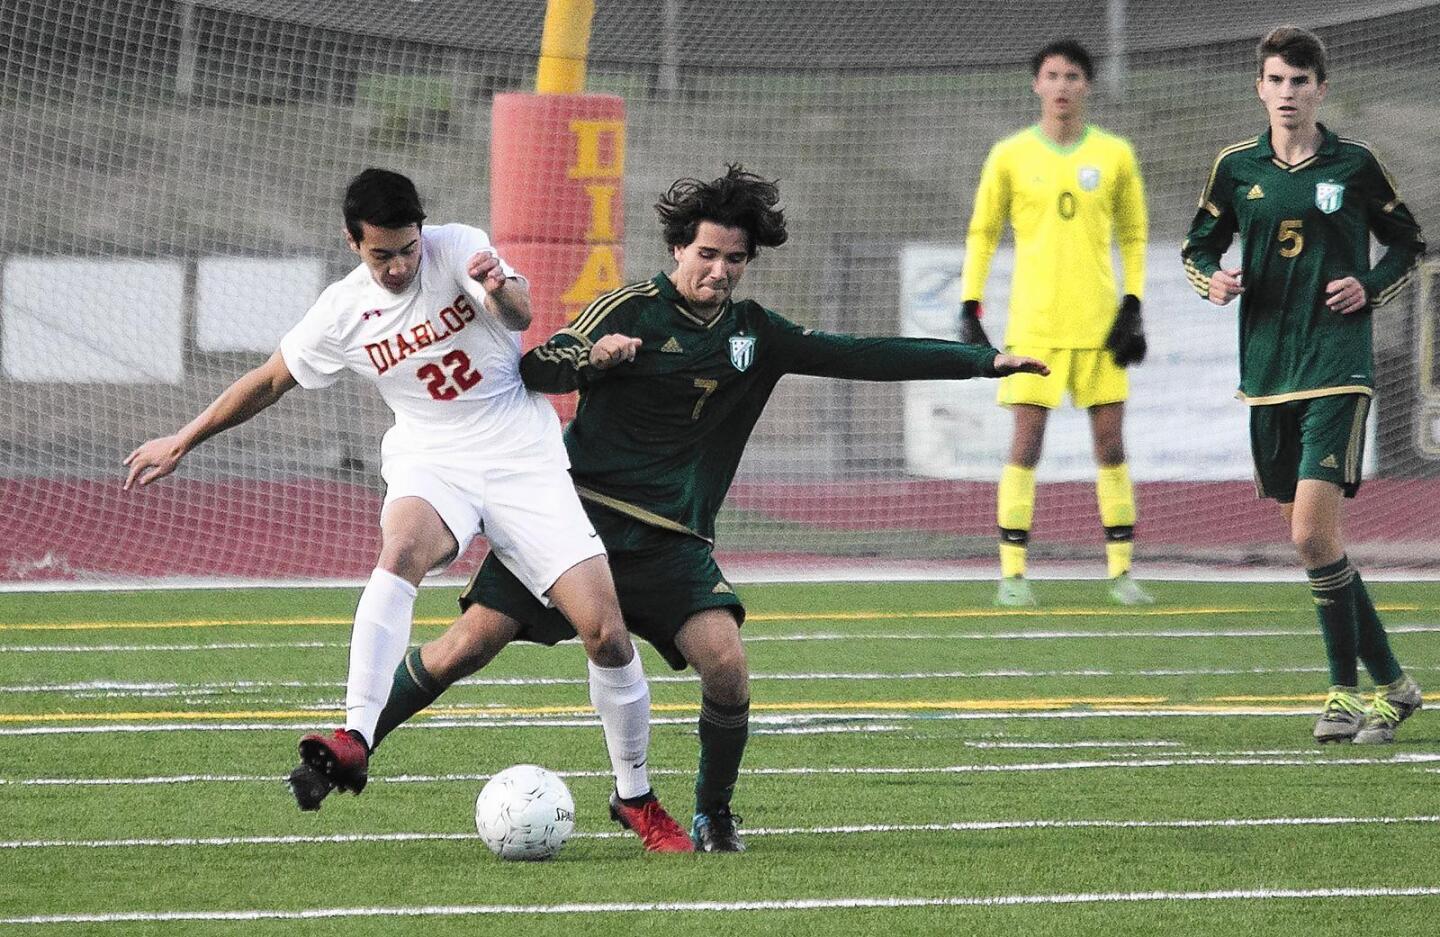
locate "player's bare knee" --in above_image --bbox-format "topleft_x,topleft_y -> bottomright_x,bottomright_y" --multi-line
715,642 -> 748,681
584,637 -> 632,668
693,640 -> 748,704
579,622 -> 633,667
1292,526 -> 1341,567
376,538 -> 433,583
699,660 -> 749,706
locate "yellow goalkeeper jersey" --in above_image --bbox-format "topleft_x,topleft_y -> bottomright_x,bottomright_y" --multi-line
960,124 -> 1147,348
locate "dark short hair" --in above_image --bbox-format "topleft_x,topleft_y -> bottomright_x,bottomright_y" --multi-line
655,164 -> 788,259
1031,39 -> 1094,81
343,168 -> 426,243
1257,25 -> 1327,84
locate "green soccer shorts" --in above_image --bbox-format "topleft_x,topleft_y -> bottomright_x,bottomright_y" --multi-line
1248,393 -> 1370,502
459,500 -> 745,670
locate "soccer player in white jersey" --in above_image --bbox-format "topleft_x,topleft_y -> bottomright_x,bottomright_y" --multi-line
123,168 -> 694,852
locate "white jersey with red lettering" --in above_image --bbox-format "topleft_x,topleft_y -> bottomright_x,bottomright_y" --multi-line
280,223 -> 564,467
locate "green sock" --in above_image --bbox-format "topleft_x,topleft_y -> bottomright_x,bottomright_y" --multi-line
1308,557 -> 1358,687
1349,571 -> 1403,685
695,695 -> 749,816
372,647 -> 444,750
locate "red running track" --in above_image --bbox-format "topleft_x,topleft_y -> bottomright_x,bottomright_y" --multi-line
3,477 -> 1437,582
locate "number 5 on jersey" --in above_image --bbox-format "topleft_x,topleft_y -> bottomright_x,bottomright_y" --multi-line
1277,219 -> 1304,258
418,350 -> 482,400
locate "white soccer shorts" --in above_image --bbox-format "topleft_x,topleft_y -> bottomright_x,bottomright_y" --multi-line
380,453 -> 603,602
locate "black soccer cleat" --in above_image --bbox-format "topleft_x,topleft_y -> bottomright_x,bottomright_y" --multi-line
691,806 -> 745,853
286,762 -> 335,812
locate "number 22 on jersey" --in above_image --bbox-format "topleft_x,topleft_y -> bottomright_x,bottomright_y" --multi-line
418,350 -> 482,400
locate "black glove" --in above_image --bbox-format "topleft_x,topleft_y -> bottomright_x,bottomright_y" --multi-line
958,300 -> 993,348
1105,294 -> 1147,367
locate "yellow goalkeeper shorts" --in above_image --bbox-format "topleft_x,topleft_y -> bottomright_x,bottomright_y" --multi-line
998,346 -> 1128,410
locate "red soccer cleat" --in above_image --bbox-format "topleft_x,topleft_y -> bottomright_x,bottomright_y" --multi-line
298,729 -> 369,796
608,791 -> 696,853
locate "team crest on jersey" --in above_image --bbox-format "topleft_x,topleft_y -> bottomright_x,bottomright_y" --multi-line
1315,182 -> 1344,214
1077,166 -> 1101,191
728,335 -> 756,372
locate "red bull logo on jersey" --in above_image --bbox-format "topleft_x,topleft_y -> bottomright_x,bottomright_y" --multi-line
363,293 -> 477,375
729,335 -> 755,372
1315,182 -> 1344,214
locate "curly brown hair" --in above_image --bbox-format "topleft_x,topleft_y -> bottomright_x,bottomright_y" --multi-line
655,164 -> 788,259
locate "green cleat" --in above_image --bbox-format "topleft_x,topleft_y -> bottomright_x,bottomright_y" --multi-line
1354,673 -> 1422,744
1313,686 -> 1367,743
996,576 -> 1038,607
1108,573 -> 1155,606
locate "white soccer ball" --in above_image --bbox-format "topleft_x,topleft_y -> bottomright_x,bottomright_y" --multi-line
474,764 -> 575,861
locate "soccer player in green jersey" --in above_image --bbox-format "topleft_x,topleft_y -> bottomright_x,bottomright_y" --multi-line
305,166 -> 1048,850
1182,26 -> 1426,744
959,39 -> 1153,609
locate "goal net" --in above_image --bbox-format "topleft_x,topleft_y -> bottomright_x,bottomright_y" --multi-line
3,0 -> 1438,586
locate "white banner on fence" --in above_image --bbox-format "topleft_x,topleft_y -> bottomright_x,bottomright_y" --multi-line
899,243 -> 1375,482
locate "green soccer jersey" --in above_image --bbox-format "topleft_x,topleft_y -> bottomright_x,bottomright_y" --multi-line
1181,125 -> 1425,403
520,273 -> 1000,541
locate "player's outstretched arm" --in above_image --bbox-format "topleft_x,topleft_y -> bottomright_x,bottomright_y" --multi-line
769,312 -> 1015,382
991,354 -> 1050,377
467,251 -> 531,330
123,349 -> 297,490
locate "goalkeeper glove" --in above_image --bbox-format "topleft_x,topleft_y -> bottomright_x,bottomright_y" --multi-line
1105,294 -> 1147,367
958,300 -> 993,348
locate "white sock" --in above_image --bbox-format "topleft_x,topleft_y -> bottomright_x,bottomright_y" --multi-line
344,567 -> 418,747
588,650 -> 652,800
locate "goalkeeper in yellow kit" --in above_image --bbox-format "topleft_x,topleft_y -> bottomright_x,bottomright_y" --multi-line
959,39 -> 1152,607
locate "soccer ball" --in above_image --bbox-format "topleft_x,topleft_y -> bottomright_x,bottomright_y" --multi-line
474,764 -> 575,861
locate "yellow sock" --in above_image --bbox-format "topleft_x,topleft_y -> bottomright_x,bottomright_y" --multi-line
999,542 -> 1027,579
1105,540 -> 1134,579
997,464 -> 1036,578
1097,464 -> 1136,578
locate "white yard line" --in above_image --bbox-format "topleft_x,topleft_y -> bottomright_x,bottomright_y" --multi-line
5,752 -> 1437,789
5,886 -> 1440,925
0,707 -> 1343,736
3,623 -> 1438,654
0,641 -> 344,654
0,667 -> 1361,696
4,814 -> 1438,851
742,625 -> 1440,641
964,740 -> 1183,749
6,562 -> 1440,593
